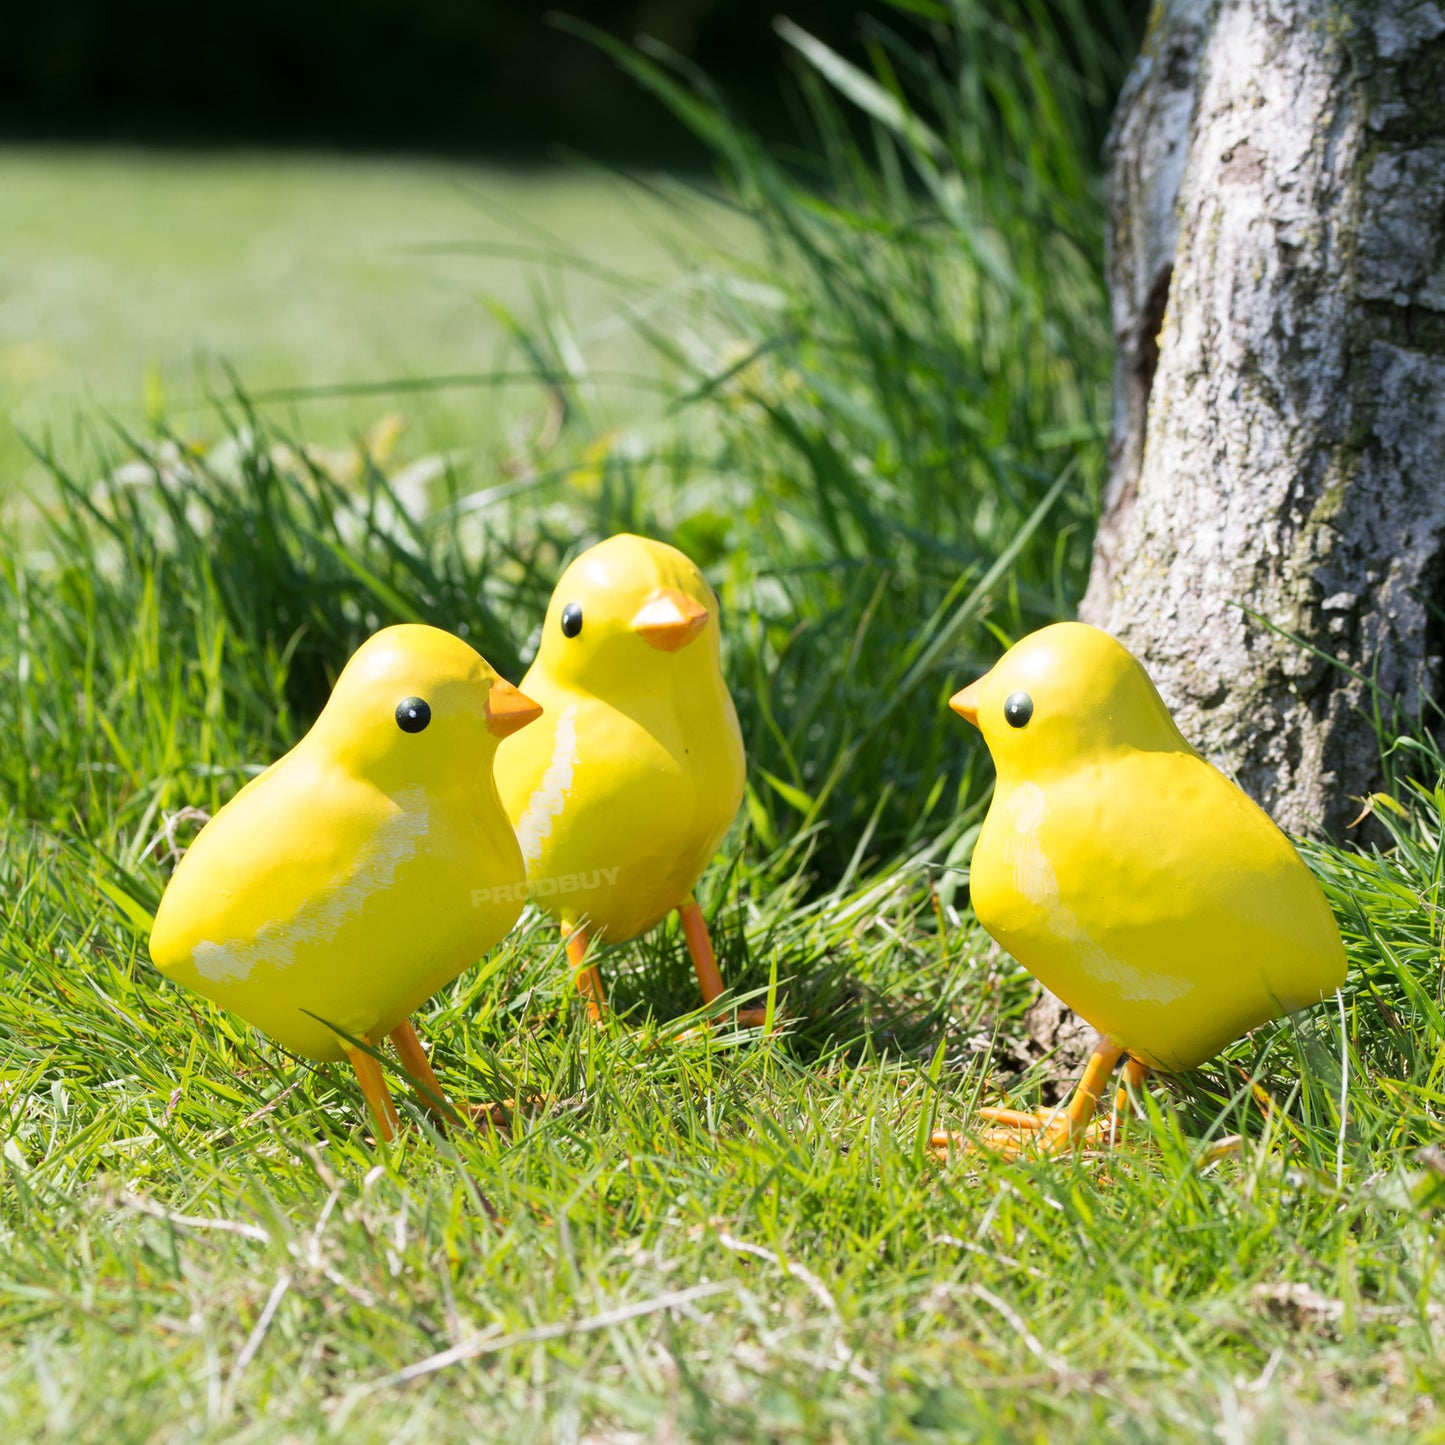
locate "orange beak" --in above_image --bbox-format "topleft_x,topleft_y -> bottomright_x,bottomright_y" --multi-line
485,678 -> 543,738
631,588 -> 709,652
949,678 -> 984,728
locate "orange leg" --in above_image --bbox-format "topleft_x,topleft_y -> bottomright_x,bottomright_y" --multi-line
1113,1057 -> 1150,1122
678,896 -> 768,1027
389,1017 -> 458,1126
346,1043 -> 400,1142
930,1038 -> 1126,1159
566,924 -> 608,1022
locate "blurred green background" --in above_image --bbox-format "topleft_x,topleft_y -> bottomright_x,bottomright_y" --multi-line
0,2 -> 1143,491
0,148 -> 746,489
1,2 -> 861,490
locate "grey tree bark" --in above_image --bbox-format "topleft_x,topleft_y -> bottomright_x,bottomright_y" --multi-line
1029,0 -> 1445,1072
1085,0 -> 1445,834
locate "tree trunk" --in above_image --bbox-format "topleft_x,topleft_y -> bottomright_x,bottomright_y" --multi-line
1031,0 -> 1445,1076
1083,0 -> 1445,838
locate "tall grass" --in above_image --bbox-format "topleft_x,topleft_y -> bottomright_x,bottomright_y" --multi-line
8,1 -> 1130,884
444,0 -> 1131,875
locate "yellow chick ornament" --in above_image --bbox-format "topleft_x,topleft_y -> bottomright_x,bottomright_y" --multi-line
150,624 -> 542,1140
933,622 -> 1347,1157
496,534 -> 763,1023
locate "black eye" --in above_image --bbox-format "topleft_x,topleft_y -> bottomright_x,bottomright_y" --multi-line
395,697 -> 431,733
1003,691 -> 1033,728
560,602 -> 583,638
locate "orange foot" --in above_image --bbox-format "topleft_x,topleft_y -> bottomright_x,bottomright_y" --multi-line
469,1096 -> 548,1131
930,1046 -> 1149,1160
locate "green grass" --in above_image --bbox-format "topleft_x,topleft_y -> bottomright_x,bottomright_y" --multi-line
0,147 -> 747,493
2,3 -> 1443,1438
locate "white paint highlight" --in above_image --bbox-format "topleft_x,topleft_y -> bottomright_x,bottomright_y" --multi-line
514,702 -> 579,869
192,785 -> 431,984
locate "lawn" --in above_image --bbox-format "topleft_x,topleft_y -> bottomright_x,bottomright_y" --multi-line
1,6 -> 1442,1441
0,146 -> 740,493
